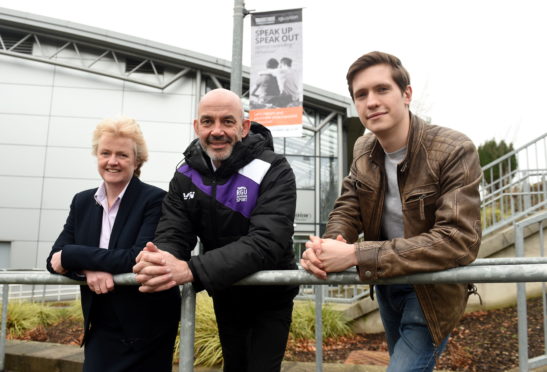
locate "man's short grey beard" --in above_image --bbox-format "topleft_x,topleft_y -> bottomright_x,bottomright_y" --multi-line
198,130 -> 243,164
198,141 -> 233,163
207,147 -> 232,163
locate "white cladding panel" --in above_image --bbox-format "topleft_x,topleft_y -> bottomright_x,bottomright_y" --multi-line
141,152 -> 184,182
39,209 -> 70,242
0,55 -> 54,85
122,90 -> 193,123
41,178 -> 100,210
36,242 -> 54,271
50,86 -> 123,118
0,209 -> 40,241
10,241 -> 39,269
53,63 -> 125,89
0,176 -> 42,209
47,117 -> 99,148
0,145 -> 46,177
0,84 -> 52,115
44,147 -> 99,179
140,120 -> 192,154
0,114 -> 49,146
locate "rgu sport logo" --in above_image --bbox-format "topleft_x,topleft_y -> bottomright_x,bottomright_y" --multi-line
236,186 -> 247,203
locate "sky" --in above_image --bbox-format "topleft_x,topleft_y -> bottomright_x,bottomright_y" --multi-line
1,0 -> 546,148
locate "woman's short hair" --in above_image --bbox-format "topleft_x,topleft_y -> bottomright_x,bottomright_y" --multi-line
91,117 -> 148,177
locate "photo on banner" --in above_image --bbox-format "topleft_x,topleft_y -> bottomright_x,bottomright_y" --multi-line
249,8 -> 303,137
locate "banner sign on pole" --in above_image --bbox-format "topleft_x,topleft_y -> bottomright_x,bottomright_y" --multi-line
250,8 -> 303,137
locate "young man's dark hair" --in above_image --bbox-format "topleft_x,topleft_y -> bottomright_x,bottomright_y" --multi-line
346,51 -> 411,99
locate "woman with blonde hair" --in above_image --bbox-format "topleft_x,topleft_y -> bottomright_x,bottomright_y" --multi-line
47,117 -> 180,372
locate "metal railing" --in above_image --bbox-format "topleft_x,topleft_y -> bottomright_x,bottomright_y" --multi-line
516,212 -> 547,372
1,258 -> 547,372
481,133 -> 547,236
0,269 -> 80,302
293,239 -> 370,304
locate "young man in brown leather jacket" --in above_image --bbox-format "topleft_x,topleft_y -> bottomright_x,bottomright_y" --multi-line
301,51 -> 482,371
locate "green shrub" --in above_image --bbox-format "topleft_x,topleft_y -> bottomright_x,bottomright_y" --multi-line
0,300 -> 83,337
174,296 -> 352,367
290,301 -> 315,339
192,293 -> 223,366
290,301 -> 351,340
3,301 -> 59,337
54,300 -> 83,322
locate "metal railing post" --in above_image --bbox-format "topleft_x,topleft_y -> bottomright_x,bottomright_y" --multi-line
515,213 -> 547,371
540,222 -> 547,357
517,279 -> 528,372
0,284 -> 9,371
523,177 -> 532,212
314,285 -> 323,372
516,218 -> 529,372
179,283 -> 196,372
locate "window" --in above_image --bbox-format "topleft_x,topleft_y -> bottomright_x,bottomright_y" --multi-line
320,122 -> 338,156
0,242 -> 10,269
320,157 -> 339,223
125,57 -> 164,74
284,127 -> 315,155
287,155 -> 315,189
0,29 -> 33,55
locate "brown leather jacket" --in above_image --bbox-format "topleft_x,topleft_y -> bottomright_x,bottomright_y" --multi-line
324,113 -> 482,346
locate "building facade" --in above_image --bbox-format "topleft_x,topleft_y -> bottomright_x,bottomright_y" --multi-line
0,7 -> 357,269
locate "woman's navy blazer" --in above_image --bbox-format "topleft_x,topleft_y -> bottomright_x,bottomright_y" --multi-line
46,176 -> 180,349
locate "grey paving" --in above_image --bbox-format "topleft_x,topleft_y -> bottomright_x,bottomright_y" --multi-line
5,340 -> 546,372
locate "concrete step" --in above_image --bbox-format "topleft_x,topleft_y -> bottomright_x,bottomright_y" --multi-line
7,339 -> 544,372
3,340 -> 382,372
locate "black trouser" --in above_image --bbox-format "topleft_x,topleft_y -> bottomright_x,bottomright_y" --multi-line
213,285 -> 298,372
84,295 -> 178,372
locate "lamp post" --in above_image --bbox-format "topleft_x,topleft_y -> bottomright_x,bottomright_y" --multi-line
230,0 -> 248,96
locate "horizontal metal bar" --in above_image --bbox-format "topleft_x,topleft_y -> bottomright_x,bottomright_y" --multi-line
481,132 -> 547,170
237,264 -> 547,286
516,211 -> 547,230
529,355 -> 547,369
1,260 -> 546,287
0,272 -> 135,285
472,257 -> 547,266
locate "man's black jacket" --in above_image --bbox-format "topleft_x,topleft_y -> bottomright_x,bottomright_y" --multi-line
155,123 -> 298,296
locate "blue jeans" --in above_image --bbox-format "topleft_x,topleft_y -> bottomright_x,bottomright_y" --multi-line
375,284 -> 448,372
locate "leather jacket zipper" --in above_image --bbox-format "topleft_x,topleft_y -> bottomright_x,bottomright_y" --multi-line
407,191 -> 437,221
419,194 -> 426,221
